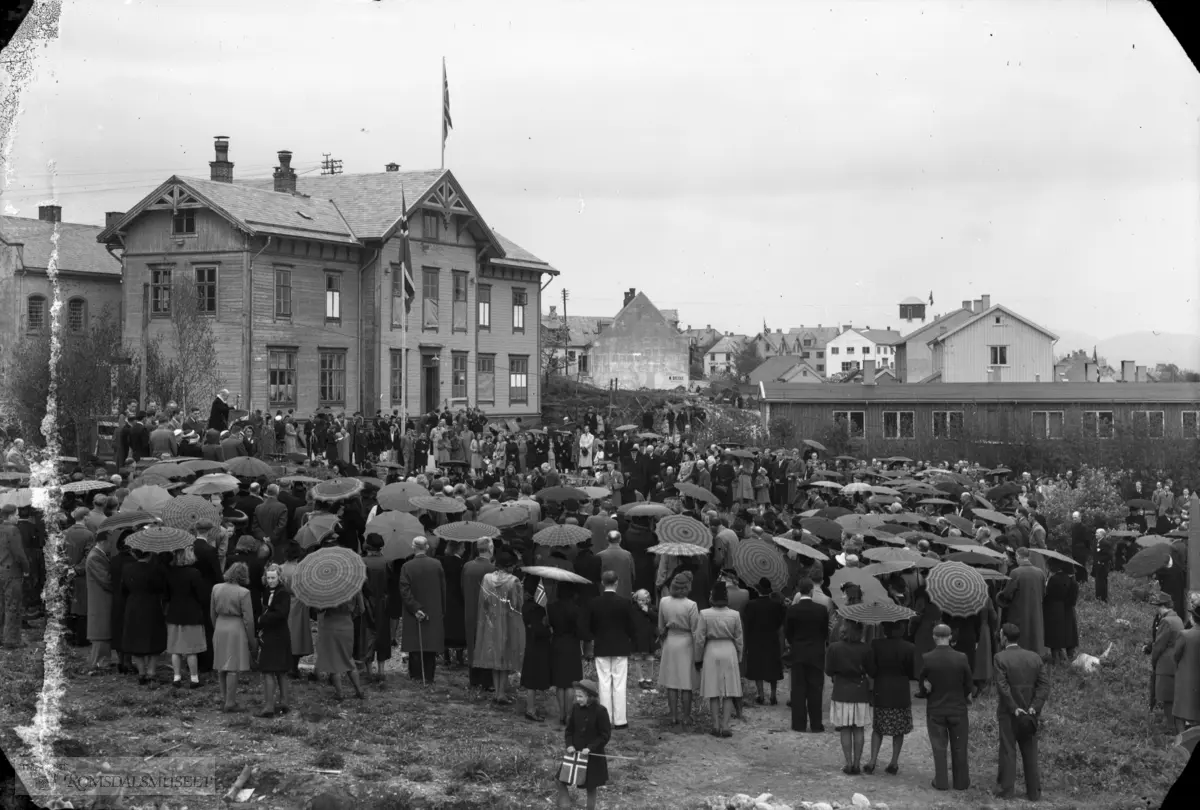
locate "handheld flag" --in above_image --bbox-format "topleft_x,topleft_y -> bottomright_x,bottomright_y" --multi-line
535,582 -> 547,608
399,189 -> 415,311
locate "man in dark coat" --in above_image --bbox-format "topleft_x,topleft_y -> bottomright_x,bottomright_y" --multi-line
220,431 -> 246,460
128,413 -> 150,463
919,623 -> 973,792
994,623 -> 1051,801
461,539 -> 496,689
208,389 -> 232,433
999,548 -> 1046,658
784,577 -> 829,732
581,570 -> 639,729
398,537 -> 446,683
254,485 -> 290,562
190,520 -> 223,673
625,445 -> 653,501
440,541 -> 468,666
1068,511 -> 1089,583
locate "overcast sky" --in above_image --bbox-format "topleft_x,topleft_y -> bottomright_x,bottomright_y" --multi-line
4,0 -> 1198,345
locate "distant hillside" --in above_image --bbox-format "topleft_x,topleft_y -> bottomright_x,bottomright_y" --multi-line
1096,332 -> 1200,371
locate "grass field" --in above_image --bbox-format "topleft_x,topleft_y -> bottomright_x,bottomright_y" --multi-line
0,573 -> 1189,810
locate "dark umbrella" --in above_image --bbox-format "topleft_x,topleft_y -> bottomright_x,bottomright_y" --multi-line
1126,498 -> 1156,511
941,514 -> 975,534
1124,544 -> 1173,578
801,518 -> 844,542
802,439 -> 827,452
973,508 -> 1014,527
814,506 -> 852,519
98,511 -> 159,535
986,482 -> 1022,500
537,486 -> 590,503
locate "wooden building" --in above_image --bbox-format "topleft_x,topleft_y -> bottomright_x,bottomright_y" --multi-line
926,298 -> 1057,383
98,138 -> 558,420
759,365 -> 1200,462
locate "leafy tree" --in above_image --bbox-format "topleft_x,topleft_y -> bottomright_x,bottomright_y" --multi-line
732,340 -> 760,383
143,278 -> 223,415
1036,467 -> 1128,551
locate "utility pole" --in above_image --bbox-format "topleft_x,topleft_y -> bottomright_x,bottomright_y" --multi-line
320,154 -> 343,175
561,288 -> 569,379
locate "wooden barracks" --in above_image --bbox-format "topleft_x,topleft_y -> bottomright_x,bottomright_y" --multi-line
98,137 -> 558,421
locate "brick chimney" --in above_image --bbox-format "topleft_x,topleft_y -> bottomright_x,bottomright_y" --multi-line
1136,364 -> 1147,382
273,151 -> 297,194
961,300 -> 972,312
862,358 -> 876,386
210,136 -> 233,183
1121,360 -> 1135,382
623,288 -> 637,308
385,163 -> 400,172
38,205 -> 61,223
980,294 -> 991,310
972,299 -> 983,313
105,212 -> 124,230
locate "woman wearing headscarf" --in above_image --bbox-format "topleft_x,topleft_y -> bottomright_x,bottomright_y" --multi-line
210,562 -> 257,711
549,582 -> 585,725
742,577 -> 786,706
256,563 -> 293,716
825,619 -> 875,774
521,574 -> 553,722
474,551 -> 526,706
224,535 -> 267,619
697,580 -> 745,737
164,545 -> 208,689
121,547 -> 169,685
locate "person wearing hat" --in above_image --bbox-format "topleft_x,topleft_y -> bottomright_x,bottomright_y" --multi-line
254,485 -> 289,564
63,506 -> 95,646
1171,593 -> 1200,732
999,547 -> 1046,658
398,537 -> 447,684
1145,591 -> 1184,731
474,550 -> 525,704
0,503 -> 30,647
742,577 -> 785,706
1042,560 -> 1079,667
697,580 -> 745,738
556,678 -> 611,810
993,623 -> 1050,801
918,623 -> 973,791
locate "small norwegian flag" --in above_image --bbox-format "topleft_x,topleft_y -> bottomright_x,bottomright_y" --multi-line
535,582 -> 547,608
557,751 -> 588,787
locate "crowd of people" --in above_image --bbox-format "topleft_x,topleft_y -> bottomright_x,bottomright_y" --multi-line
1,395 -> 1197,807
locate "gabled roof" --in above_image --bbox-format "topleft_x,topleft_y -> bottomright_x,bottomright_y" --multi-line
1,216 -> 120,276
98,176 -> 359,245
491,229 -> 557,274
927,305 -> 1059,345
540,314 -> 613,346
660,308 -> 679,325
748,355 -> 808,384
779,360 -> 825,382
840,365 -> 897,383
760,381 -> 1200,404
707,336 -> 743,355
861,328 -> 902,344
892,307 -> 974,346
900,296 -> 925,305
784,326 -> 842,345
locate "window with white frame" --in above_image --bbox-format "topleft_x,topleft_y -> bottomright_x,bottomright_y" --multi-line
477,284 -> 491,329
451,352 -> 468,399
1031,410 -> 1064,440
422,268 -> 439,330
1083,410 -> 1114,439
932,410 -> 964,439
325,272 -> 342,321
389,350 -> 404,404
1132,410 -> 1165,439
509,355 -> 529,403
318,350 -> 346,404
477,354 -> 495,404
832,410 -> 865,438
989,345 -> 1009,366
150,266 -> 173,316
883,411 -> 915,439
268,348 -> 297,407
452,271 -> 468,331
512,288 -> 527,332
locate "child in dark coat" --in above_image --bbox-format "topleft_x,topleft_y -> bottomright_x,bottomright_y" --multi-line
557,679 -> 611,810
631,588 -> 659,688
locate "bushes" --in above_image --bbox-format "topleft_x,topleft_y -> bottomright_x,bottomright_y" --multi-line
1039,466 -> 1129,550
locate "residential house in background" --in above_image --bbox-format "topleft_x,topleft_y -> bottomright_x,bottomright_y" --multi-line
924,299 -> 1057,383
748,355 -> 824,385
824,325 -> 902,378
1,206 -> 123,358
587,289 -> 689,390
749,325 -> 841,374
706,334 -> 746,376
540,305 -> 613,383
890,304 -> 975,383
98,137 -> 557,420
681,324 -> 723,352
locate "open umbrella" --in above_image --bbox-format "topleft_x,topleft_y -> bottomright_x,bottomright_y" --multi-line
802,439 -> 827,452
478,503 -> 530,528
410,494 -> 468,514
862,560 -> 916,577
973,494 -> 996,511
135,474 -> 177,491
881,456 -> 912,465
519,565 -> 591,584
975,569 -> 1010,581
948,543 -> 1007,559
290,546 -> 367,609
534,524 -> 592,547
730,539 -> 788,591
868,495 -> 901,508
376,481 -> 431,512
225,456 -> 275,479
828,568 -> 890,607
366,511 -> 424,560
925,562 -> 989,617
98,511 -> 159,535
183,473 -> 240,497
947,551 -> 1004,567
842,482 -> 872,495
883,513 -> 923,525
805,481 -> 844,491
941,515 -> 975,534
726,449 -> 755,459
1024,548 -> 1082,568
313,477 -> 365,503
581,486 -> 612,501
869,486 -> 902,497
179,459 -> 227,475
986,482 -> 1022,500
917,498 -> 955,507
676,482 -> 718,505
1175,725 -> 1200,756
1135,535 -> 1173,548
772,535 -> 829,561
648,542 -> 710,557
145,462 -> 190,480
623,502 -> 674,519
296,513 -> 342,549
278,475 -> 322,486
837,602 -> 916,624
537,486 -> 589,503
972,508 -> 1013,527
1126,498 -> 1156,511
126,525 -> 195,554
433,521 -> 501,543
160,496 -> 221,531
838,514 -> 884,534
119,485 -> 173,514
59,479 -> 115,494
616,424 -> 638,432
801,518 -> 844,542
356,476 -> 385,491
656,514 -> 711,548
814,506 -> 852,519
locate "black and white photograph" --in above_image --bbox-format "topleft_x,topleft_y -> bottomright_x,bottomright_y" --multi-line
1,1 -> 1199,808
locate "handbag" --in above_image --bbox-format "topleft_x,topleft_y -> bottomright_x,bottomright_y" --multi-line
557,752 -> 588,788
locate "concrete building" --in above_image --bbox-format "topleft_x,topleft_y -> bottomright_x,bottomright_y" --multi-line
824,325 -> 902,378
98,137 -> 557,419
1,206 -> 123,355
925,300 -> 1057,383
587,289 -> 689,391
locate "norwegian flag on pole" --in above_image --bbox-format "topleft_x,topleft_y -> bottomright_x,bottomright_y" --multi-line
399,189 -> 415,310
442,57 -> 453,146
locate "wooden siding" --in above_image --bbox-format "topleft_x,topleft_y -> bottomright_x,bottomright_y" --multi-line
940,312 -> 1055,382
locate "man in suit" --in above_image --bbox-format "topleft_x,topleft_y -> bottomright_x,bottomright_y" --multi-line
220,430 -> 246,460
208,389 -> 232,433
784,577 -> 829,732
461,538 -> 496,689
582,570 -> 639,730
1092,528 -> 1113,603
148,418 -> 177,458
1068,511 -> 1089,584
919,623 -> 973,792
994,623 -> 1051,801
398,537 -> 447,683
597,530 -> 635,599
254,485 -> 290,562
128,412 -> 150,463
625,444 -> 654,501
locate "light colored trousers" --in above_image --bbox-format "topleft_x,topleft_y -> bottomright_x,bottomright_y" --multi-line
595,656 -> 628,727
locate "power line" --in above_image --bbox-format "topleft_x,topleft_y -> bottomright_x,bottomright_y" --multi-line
320,154 -> 343,176
1,165 -> 325,199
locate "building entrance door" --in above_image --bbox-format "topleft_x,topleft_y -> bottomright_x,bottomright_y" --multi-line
421,354 -> 440,414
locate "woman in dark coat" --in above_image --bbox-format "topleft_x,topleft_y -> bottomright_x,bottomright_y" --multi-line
556,679 -> 612,810
121,548 -> 169,684
361,535 -> 392,679
1043,562 -> 1079,663
256,563 -> 292,716
165,545 -> 208,688
943,611 -> 980,676
441,541 -> 468,665
910,588 -> 940,698
201,429 -> 225,462
109,535 -> 136,674
865,621 -> 916,775
521,575 -> 553,722
548,583 -> 584,725
742,579 -> 786,705
623,519 -> 658,596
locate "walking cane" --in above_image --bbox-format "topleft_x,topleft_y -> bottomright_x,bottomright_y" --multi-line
417,615 -> 426,687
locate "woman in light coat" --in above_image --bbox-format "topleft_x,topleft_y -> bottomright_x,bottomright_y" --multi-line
1171,594 -> 1200,731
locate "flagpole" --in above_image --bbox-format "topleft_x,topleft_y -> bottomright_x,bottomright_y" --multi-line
441,57 -> 446,170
